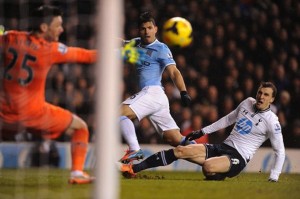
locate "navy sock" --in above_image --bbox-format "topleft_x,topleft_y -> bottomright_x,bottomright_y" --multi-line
132,149 -> 177,173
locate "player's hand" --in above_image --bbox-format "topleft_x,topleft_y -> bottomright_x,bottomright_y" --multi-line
121,40 -> 145,64
180,91 -> 191,107
268,178 -> 278,182
185,129 -> 204,143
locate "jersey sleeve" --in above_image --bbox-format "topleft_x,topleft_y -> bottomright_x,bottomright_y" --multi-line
202,104 -> 240,134
157,45 -> 176,67
51,42 -> 97,64
268,119 -> 286,181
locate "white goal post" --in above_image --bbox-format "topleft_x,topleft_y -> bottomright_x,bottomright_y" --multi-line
94,0 -> 123,198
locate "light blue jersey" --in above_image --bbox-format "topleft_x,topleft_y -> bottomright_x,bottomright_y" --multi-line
133,38 -> 176,89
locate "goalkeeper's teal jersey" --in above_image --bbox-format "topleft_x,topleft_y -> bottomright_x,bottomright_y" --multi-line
132,38 -> 175,89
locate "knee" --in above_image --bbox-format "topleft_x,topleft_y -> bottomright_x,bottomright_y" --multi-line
78,119 -> 88,130
71,115 -> 88,130
173,145 -> 188,158
203,161 -> 215,173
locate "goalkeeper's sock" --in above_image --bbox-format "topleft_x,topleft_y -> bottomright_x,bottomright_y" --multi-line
132,149 -> 177,173
71,129 -> 89,171
120,116 -> 140,151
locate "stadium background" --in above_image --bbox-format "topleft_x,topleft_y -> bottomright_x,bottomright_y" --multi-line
0,0 -> 299,168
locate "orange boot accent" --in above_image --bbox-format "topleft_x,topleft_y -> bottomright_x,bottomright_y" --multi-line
71,129 -> 89,171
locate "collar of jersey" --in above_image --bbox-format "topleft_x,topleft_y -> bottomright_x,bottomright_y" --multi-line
252,103 -> 271,113
140,39 -> 158,48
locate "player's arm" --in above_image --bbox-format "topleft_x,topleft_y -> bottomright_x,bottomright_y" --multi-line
51,43 -> 97,64
204,107 -> 238,131
53,40 -> 144,65
203,99 -> 249,134
185,104 -> 240,142
166,65 -> 186,92
268,121 -> 285,182
166,65 -> 191,106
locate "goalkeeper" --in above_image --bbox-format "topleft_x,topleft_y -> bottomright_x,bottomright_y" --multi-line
120,82 -> 286,182
0,5 -> 143,184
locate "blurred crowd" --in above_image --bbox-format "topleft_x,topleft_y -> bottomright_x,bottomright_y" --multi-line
1,0 -> 299,148
123,0 -> 300,148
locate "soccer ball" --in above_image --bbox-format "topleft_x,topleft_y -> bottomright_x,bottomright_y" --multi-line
162,17 -> 193,48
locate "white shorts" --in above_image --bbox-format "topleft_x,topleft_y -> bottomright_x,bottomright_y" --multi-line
123,86 -> 179,135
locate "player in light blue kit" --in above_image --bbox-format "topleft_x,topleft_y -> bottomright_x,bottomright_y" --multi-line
119,12 -> 193,163
120,82 -> 286,182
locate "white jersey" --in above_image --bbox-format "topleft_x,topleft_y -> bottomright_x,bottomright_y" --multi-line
202,97 -> 285,180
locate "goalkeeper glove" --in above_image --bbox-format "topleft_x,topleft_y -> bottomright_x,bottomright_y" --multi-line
184,129 -> 204,144
180,91 -> 191,107
121,40 -> 145,64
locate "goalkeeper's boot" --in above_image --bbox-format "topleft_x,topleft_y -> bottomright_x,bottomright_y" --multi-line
68,171 -> 95,184
117,162 -> 136,179
120,149 -> 144,164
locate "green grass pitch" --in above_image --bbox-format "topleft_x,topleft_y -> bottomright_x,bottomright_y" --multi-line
0,168 -> 299,199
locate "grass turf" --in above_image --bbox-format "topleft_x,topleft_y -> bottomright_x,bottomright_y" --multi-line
0,168 -> 299,199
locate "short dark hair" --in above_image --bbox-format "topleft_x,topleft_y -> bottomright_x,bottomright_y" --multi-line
259,82 -> 277,98
30,5 -> 63,31
138,12 -> 156,27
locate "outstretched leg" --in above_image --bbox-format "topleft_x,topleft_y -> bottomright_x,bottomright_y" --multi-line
119,144 -> 207,178
119,149 -> 177,178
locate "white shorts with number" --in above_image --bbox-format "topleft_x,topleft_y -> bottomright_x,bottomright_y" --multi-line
122,86 -> 179,136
